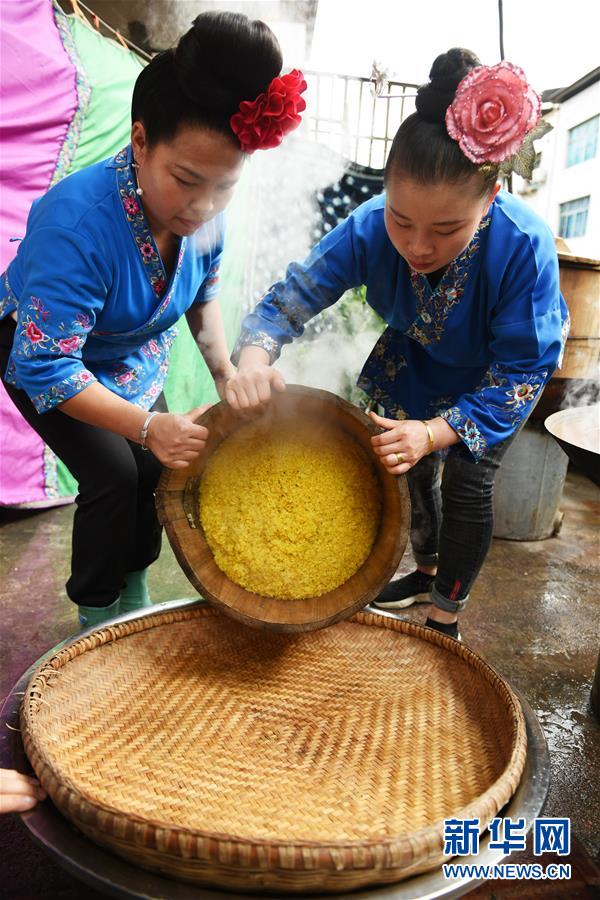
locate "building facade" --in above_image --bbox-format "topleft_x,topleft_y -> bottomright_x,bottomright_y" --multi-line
515,68 -> 600,260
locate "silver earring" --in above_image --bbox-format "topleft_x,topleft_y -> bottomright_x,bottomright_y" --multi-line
133,160 -> 143,196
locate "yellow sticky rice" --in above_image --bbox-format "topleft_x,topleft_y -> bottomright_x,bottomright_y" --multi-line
198,419 -> 381,599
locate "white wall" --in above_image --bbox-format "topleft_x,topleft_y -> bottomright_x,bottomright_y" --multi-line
516,80 -> 600,260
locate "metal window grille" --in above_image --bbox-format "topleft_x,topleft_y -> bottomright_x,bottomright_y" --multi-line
558,196 -> 590,238
303,71 -> 419,169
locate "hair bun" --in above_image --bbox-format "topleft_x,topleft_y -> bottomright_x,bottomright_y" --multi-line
416,48 -> 481,124
173,11 -> 283,116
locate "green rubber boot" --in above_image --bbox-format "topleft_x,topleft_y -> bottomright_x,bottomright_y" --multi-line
78,596 -> 120,630
120,568 -> 152,614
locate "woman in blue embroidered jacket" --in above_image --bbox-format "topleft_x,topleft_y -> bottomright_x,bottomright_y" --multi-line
0,12 -> 305,631
226,49 -> 569,641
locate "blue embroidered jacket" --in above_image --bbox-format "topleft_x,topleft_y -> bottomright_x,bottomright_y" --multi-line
233,191 -> 569,459
0,145 -> 223,413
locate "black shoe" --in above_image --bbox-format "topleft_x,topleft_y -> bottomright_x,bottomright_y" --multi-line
425,616 -> 461,641
372,570 -> 435,610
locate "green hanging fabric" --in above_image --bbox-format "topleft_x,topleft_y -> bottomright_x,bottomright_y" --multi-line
66,17 -> 145,174
53,13 -> 145,496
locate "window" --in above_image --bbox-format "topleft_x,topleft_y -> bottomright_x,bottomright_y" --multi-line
559,196 -> 590,238
566,115 -> 599,166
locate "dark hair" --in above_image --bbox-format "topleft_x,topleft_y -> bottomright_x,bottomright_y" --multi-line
131,11 -> 283,146
385,48 -> 499,194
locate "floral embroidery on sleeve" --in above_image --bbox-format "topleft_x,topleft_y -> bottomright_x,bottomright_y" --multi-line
232,328 -> 281,364
20,316 -> 51,354
441,364 -> 546,459
474,363 -> 545,427
32,370 -> 97,414
441,408 -> 489,458
17,295 -> 94,361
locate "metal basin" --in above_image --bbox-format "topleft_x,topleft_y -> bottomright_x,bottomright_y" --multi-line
545,403 -> 600,486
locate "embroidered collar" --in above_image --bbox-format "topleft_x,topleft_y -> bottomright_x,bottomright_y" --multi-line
405,210 -> 492,346
112,145 -> 185,300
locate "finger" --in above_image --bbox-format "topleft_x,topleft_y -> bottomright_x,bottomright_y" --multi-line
165,447 -> 201,464
371,441 -> 406,457
369,411 -> 397,429
225,385 -> 239,409
175,449 -> 202,462
166,459 -> 192,470
235,389 -> 251,410
243,382 -> 262,408
181,437 -> 207,452
0,793 -> 39,813
184,405 -> 212,424
225,381 -> 247,409
271,370 -> 287,392
384,450 -> 408,467
0,771 -> 42,792
378,455 -> 412,476
256,379 -> 273,404
371,429 -> 404,448
187,424 -> 209,441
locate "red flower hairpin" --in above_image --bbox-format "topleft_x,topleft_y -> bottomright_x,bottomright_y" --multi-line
446,61 -> 541,166
230,69 -> 307,154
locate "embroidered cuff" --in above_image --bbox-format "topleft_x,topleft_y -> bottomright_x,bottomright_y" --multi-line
231,329 -> 282,366
441,407 -> 488,461
32,369 -> 97,413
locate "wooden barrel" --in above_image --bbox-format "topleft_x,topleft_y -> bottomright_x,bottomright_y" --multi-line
156,386 -> 410,632
534,250 -> 600,420
556,251 -> 599,377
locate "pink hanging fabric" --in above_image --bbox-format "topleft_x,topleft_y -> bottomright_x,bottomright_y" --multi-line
0,0 -> 78,505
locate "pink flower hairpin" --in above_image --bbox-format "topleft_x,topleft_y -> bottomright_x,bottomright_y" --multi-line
446,61 -> 550,178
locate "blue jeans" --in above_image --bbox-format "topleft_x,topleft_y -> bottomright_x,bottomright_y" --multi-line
406,436 -> 517,614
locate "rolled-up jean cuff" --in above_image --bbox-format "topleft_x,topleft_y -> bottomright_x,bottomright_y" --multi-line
413,551 -> 439,567
431,584 -> 469,613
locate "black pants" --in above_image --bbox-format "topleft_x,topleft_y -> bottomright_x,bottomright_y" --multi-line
405,434 -> 518,613
1,316 -> 164,608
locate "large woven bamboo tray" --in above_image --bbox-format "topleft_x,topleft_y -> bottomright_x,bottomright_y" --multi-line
21,606 -> 527,894
156,386 -> 410,632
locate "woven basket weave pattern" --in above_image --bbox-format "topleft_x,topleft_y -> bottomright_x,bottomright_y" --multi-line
21,608 -> 527,892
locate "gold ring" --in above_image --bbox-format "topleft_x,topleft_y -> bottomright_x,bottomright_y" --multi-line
395,452 -> 404,464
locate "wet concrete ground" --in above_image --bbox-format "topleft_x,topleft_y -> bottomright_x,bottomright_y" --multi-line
0,467 -> 598,897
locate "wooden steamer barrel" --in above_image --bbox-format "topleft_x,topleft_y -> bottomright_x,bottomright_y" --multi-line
495,251 -> 599,539
533,249 -> 600,420
156,385 -> 411,631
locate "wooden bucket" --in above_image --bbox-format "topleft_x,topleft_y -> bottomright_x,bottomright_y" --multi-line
535,251 -> 600,419
156,386 -> 410,632
21,606 -> 528,893
557,251 -> 599,380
